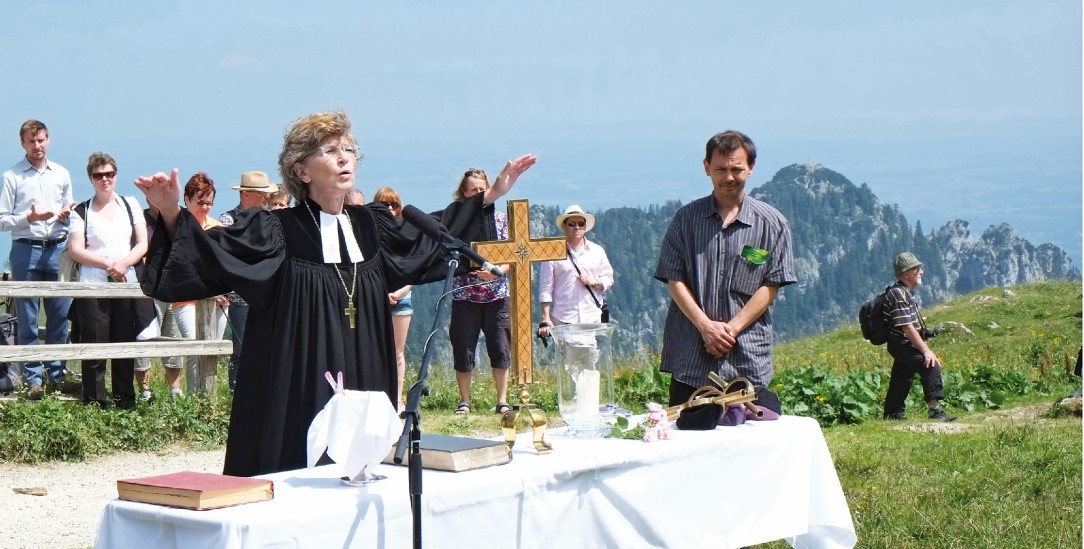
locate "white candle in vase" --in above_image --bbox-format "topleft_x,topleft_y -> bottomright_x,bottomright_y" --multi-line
575,369 -> 601,418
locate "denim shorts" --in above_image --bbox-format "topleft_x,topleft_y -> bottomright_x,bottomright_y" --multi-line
391,296 -> 413,316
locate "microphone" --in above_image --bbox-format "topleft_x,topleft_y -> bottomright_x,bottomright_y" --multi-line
400,204 -> 504,277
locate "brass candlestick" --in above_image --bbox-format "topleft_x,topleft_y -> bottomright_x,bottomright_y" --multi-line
501,383 -> 552,454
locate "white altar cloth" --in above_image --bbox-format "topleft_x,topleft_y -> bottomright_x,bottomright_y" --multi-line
95,415 -> 855,549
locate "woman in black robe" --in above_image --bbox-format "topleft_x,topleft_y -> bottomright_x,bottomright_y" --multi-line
135,110 -> 536,476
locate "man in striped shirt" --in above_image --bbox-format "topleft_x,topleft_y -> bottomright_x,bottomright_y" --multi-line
654,131 -> 796,410
882,252 -> 956,422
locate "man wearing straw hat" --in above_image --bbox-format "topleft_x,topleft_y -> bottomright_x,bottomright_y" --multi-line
219,171 -> 279,391
220,171 -> 278,225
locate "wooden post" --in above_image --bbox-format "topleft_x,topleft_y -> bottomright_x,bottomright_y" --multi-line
472,200 -> 566,384
194,298 -> 219,398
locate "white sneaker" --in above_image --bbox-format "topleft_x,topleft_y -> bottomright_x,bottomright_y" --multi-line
139,390 -> 153,401
169,387 -> 184,399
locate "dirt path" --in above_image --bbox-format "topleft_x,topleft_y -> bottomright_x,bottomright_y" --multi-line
0,446 -> 225,549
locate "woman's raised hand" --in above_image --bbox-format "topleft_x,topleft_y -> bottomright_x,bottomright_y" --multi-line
485,154 -> 537,204
135,168 -> 183,236
134,168 -> 182,215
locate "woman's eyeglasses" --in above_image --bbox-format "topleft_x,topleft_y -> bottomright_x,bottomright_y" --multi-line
314,144 -> 361,159
196,200 -> 214,207
381,201 -> 401,210
565,220 -> 586,228
90,170 -> 116,180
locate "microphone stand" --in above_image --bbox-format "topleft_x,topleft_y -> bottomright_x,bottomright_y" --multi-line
395,249 -> 460,549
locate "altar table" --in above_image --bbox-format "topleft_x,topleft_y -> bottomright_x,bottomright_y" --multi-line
95,415 -> 856,548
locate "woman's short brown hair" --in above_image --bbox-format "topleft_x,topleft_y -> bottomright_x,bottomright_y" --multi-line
184,172 -> 216,201
278,110 -> 358,203
86,152 -> 116,178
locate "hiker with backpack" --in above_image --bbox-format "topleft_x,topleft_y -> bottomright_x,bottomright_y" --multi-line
880,252 -> 957,422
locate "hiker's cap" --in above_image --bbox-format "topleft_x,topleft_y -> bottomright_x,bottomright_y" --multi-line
894,252 -> 922,276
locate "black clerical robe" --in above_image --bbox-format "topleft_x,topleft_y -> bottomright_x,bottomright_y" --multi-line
141,196 -> 494,476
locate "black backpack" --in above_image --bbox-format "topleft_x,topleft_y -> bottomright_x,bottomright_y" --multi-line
859,286 -> 893,345
0,313 -> 16,392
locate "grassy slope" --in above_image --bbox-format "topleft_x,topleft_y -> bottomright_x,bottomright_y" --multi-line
777,281 -> 1081,382
764,280 -> 1084,547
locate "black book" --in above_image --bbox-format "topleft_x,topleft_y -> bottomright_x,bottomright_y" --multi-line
384,434 -> 511,472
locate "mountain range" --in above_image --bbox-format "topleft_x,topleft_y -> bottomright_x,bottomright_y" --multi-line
406,163 -> 1080,363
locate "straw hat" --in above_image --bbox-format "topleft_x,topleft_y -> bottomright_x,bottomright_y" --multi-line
231,171 -> 279,193
555,204 -> 595,232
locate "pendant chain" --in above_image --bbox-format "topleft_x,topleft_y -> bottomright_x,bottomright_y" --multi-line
304,201 -> 359,327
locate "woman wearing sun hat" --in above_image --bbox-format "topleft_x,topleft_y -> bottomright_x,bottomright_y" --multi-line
537,204 -> 614,336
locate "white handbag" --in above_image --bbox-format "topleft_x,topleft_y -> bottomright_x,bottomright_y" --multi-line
57,246 -> 79,282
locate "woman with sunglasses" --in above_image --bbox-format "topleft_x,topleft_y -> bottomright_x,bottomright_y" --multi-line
66,152 -> 149,408
136,110 -> 536,476
168,173 -> 229,397
373,186 -> 411,412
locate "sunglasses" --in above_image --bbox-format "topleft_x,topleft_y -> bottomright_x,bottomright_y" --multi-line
196,200 -> 214,207
90,170 -> 116,180
381,201 -> 401,209
565,220 -> 586,228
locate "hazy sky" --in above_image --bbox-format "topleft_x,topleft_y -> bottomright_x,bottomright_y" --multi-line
1,1 -> 1080,264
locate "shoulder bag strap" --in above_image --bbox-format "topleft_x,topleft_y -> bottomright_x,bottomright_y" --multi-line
75,199 -> 92,247
566,244 -> 602,308
118,196 -> 136,248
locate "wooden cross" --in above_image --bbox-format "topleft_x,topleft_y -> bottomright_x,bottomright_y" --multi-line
472,199 -> 566,383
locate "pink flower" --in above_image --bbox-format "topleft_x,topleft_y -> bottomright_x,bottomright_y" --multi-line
641,402 -> 673,442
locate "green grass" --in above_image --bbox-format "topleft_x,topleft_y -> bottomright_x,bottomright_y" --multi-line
0,360 -> 233,463
773,281 -> 1081,424
759,415 -> 1082,548
1,281 -> 1081,548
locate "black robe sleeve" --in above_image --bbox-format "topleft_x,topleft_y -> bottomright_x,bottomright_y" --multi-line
374,193 -> 495,290
140,209 -> 286,307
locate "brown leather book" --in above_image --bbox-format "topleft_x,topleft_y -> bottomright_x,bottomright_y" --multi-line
116,471 -> 274,510
384,434 -> 511,472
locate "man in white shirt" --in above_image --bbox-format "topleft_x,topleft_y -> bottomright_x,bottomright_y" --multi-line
0,120 -> 76,399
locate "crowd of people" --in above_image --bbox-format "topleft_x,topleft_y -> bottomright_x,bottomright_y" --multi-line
0,113 -> 958,476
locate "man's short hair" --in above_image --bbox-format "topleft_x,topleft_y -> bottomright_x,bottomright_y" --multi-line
705,130 -> 756,166
86,152 -> 116,177
19,120 -> 47,142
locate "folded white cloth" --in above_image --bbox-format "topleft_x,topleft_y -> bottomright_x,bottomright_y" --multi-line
306,378 -> 402,480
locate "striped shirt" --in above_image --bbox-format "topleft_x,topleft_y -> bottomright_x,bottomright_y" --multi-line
884,281 -> 919,333
883,281 -> 922,355
654,194 -> 797,388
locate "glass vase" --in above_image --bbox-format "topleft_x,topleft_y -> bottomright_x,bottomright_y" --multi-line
549,322 -> 616,438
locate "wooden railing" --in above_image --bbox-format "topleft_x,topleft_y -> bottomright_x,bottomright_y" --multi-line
0,281 -> 232,396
